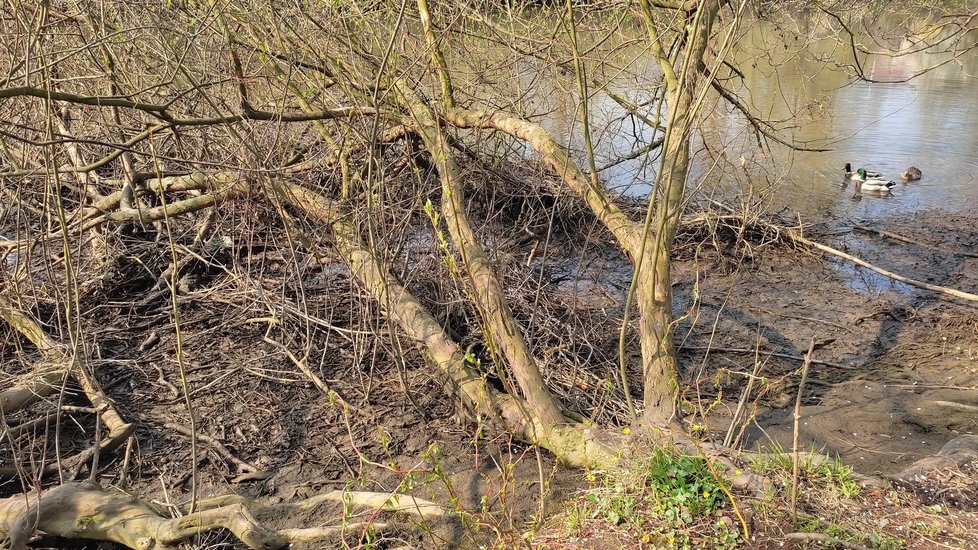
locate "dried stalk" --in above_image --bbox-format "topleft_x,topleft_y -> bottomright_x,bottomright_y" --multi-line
791,337 -> 816,522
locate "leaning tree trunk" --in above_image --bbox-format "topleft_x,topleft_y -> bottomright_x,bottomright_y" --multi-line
407,1 -> 566,433
396,83 -> 566,432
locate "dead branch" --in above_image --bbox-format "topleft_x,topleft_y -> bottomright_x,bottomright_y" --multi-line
851,221 -> 978,258
164,423 -> 263,482
81,174 -> 251,232
0,367 -> 65,417
0,297 -> 68,415
788,230 -> 978,303
709,203 -> 978,304
0,295 -> 132,480
0,86 -> 376,126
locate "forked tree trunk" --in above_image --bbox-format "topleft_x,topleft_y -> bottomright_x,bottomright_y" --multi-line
638,84 -> 693,425
638,0 -> 720,426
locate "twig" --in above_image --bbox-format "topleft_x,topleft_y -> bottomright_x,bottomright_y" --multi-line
261,334 -> 355,411
723,332 -> 765,448
119,436 -> 134,488
887,383 -> 977,390
164,422 -> 264,481
5,411 -> 55,439
757,308 -> 852,333
791,337 -> 816,522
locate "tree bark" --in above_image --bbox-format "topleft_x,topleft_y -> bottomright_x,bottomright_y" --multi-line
637,0 -> 720,425
396,84 -> 566,431
272,181 -> 617,467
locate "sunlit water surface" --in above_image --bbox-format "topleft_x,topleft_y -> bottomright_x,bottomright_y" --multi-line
522,18 -> 978,220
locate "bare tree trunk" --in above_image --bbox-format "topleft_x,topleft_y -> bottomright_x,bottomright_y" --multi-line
638,93 -> 689,425
637,0 -> 720,425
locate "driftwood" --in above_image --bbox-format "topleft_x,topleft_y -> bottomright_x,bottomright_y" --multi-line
0,481 -> 444,550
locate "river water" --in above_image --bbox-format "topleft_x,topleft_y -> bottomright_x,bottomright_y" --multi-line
526,18 -> 978,220
499,13 -> 978,473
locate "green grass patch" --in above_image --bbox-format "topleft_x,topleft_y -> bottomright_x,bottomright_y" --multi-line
573,446 -> 739,548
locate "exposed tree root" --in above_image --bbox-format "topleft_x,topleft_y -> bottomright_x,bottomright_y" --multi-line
891,435 -> 978,484
0,295 -> 132,482
0,481 -> 443,550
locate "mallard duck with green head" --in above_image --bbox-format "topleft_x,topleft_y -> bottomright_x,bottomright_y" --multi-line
844,162 -> 882,179
851,168 -> 896,192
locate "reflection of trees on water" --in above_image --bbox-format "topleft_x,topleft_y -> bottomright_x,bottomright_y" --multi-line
510,15 -> 978,217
